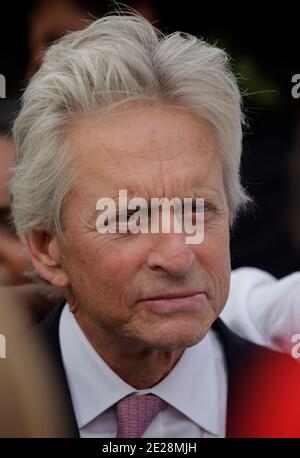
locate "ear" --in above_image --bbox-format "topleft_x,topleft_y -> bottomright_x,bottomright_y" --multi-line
24,229 -> 70,288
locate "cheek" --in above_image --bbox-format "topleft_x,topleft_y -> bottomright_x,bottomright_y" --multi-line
195,224 -> 231,301
198,220 -> 230,262
65,235 -> 145,301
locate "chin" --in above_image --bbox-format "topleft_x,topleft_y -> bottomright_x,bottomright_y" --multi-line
141,319 -> 211,351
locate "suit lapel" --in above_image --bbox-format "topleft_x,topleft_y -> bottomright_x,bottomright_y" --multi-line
33,302 -> 80,437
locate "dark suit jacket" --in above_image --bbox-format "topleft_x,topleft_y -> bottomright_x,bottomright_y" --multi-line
32,302 -> 300,438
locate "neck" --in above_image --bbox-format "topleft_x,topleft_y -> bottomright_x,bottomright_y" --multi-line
73,309 -> 184,389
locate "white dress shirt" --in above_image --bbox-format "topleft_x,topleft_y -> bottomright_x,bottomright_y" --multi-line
222,267 -> 300,355
59,304 -> 227,438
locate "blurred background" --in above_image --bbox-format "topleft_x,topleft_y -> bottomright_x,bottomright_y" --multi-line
1,0 -> 300,280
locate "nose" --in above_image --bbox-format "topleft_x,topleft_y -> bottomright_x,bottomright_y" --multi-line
147,232 -> 197,278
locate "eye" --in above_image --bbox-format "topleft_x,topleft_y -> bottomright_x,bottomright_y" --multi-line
116,208 -> 145,233
120,205 -> 152,235
191,200 -> 205,213
116,211 -> 132,232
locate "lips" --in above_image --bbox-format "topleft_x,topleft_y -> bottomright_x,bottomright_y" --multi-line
142,291 -> 204,301
139,291 -> 207,314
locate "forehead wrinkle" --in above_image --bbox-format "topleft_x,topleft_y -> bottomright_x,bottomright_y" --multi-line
106,155 -> 219,201
73,144 -> 221,205
69,108 -> 218,172
74,123 -> 214,166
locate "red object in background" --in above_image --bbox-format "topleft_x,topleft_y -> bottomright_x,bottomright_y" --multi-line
228,350 -> 300,437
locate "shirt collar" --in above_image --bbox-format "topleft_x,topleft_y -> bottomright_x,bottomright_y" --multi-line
59,303 -> 223,436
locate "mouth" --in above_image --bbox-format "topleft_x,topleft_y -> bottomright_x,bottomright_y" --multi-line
142,290 -> 205,301
139,291 -> 208,314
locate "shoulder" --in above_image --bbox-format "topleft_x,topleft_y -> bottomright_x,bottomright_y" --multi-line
28,301 -> 79,437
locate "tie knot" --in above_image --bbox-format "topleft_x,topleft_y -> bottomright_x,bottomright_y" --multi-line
115,393 -> 167,438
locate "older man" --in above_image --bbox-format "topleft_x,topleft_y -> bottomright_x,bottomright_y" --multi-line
10,13 -> 300,438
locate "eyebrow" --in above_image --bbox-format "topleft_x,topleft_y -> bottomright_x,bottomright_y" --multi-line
92,193 -> 216,213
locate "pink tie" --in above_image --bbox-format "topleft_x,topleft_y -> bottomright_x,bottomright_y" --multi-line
115,393 -> 167,438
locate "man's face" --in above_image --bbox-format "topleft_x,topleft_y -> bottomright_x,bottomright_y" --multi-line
0,135 -> 30,285
60,102 -> 231,350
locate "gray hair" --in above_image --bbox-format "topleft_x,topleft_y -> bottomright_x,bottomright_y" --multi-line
10,11 -> 249,244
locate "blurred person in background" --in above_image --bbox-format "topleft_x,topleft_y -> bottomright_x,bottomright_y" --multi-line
0,107 -> 69,439
0,130 -> 28,286
26,0 -> 90,79
0,101 -> 64,326
0,290 -> 74,437
26,0 -> 158,79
